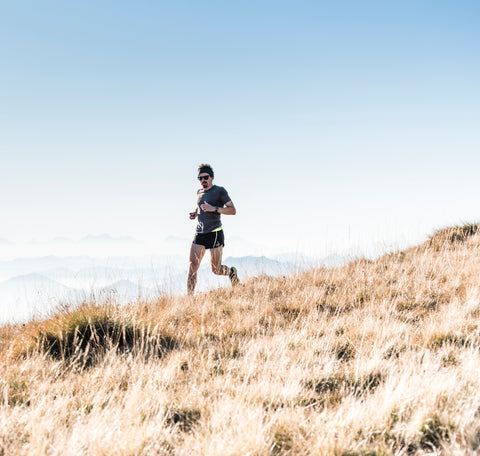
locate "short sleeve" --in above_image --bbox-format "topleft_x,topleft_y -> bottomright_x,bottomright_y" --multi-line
219,187 -> 231,206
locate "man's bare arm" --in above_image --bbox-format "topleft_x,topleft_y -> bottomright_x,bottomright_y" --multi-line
200,200 -> 236,215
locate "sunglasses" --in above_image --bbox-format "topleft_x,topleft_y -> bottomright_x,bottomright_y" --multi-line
198,175 -> 211,181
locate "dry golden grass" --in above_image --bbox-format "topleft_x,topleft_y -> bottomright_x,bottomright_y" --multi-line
2,224 -> 480,455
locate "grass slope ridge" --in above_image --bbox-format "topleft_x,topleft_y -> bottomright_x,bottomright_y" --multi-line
2,223 -> 480,455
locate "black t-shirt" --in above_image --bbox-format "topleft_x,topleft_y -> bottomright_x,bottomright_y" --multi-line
196,185 -> 231,233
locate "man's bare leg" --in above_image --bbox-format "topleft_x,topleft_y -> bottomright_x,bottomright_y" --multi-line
188,243 -> 206,295
210,246 -> 231,276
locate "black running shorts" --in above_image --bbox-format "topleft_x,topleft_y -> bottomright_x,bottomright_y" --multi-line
193,229 -> 225,249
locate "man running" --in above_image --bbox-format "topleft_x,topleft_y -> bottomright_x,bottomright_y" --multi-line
187,164 -> 239,295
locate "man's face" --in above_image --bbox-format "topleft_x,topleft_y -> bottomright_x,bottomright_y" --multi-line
198,173 -> 213,189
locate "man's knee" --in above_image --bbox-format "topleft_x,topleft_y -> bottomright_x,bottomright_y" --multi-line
211,264 -> 222,275
189,260 -> 200,273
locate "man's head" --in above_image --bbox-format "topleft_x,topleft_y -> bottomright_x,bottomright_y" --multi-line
197,163 -> 214,190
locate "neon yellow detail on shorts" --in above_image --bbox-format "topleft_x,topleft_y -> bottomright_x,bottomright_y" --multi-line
211,226 -> 223,232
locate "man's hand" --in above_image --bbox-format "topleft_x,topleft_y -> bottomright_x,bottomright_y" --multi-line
200,202 -> 216,212
189,211 -> 198,220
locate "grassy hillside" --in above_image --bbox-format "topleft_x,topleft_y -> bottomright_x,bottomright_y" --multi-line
2,224 -> 480,455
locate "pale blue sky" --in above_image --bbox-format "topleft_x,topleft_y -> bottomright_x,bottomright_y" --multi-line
1,1 -> 479,257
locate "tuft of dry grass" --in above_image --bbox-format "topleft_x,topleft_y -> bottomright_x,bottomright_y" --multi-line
428,222 -> 479,250
2,223 -> 480,455
8,303 -> 178,368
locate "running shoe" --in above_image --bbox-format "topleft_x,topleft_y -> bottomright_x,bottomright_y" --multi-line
229,267 -> 240,286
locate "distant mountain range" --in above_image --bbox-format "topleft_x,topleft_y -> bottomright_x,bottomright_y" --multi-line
79,234 -> 137,244
7,234 -> 139,246
0,252 -> 354,324
101,280 -> 153,299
